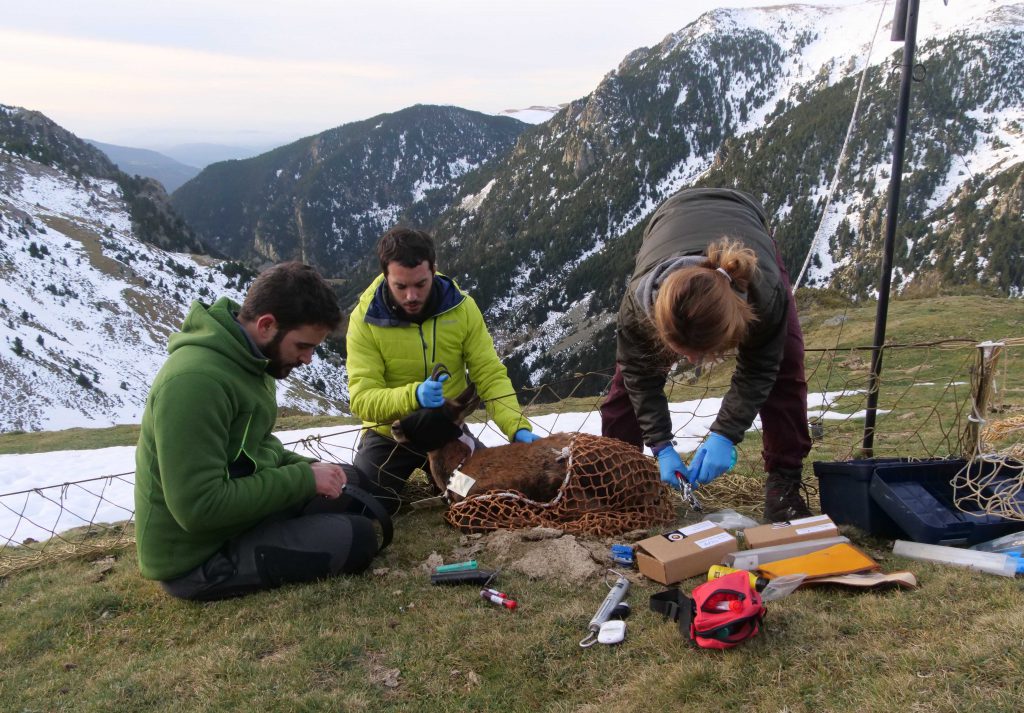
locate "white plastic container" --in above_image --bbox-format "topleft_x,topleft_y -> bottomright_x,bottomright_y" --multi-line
723,536 -> 851,571
892,540 -> 1024,578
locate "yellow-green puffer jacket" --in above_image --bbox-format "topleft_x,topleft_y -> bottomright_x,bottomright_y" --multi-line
346,273 -> 528,440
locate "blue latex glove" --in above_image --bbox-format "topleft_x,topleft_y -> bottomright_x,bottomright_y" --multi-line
656,446 -> 687,489
514,429 -> 541,443
688,432 -> 736,485
415,373 -> 449,408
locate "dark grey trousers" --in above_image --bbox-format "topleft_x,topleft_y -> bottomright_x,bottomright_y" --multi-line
353,430 -> 431,515
161,466 -> 380,601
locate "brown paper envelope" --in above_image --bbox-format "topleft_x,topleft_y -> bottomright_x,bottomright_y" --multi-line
801,571 -> 918,590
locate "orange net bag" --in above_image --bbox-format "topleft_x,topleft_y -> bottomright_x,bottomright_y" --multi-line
444,433 -> 678,536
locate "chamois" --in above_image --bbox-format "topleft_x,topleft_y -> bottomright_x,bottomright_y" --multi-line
391,383 -> 570,502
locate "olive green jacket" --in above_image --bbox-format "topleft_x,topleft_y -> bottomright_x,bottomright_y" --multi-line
616,188 -> 790,446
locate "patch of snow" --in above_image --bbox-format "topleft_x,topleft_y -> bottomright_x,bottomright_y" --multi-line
497,106 -> 560,124
459,179 -> 496,213
0,388 -> 880,542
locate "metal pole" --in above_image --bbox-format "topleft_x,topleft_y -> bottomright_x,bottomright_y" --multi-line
862,0 -> 921,457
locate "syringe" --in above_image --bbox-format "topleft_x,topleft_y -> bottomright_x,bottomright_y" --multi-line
580,571 -> 630,647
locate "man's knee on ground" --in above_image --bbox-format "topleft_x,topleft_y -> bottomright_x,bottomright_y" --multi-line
340,514 -> 378,574
253,512 -> 379,584
256,545 -> 333,586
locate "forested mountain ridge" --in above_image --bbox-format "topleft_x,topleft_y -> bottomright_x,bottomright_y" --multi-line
171,104 -> 527,293
1,105 -> 203,255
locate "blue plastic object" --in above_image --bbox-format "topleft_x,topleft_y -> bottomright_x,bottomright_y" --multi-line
610,544 -> 635,567
869,459 -> 1024,546
1011,552 -> 1024,575
435,560 -> 478,573
813,458 -> 908,537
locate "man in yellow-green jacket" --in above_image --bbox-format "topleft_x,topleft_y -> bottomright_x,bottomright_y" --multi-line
346,227 -> 535,511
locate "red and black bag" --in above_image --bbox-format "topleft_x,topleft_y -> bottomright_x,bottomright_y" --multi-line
649,570 -> 766,649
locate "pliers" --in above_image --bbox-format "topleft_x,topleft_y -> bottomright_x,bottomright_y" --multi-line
675,471 -> 703,512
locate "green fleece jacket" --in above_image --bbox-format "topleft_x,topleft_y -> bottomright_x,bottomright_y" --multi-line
346,273 -> 528,440
134,297 -> 316,581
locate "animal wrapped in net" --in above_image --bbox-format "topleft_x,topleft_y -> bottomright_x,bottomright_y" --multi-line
444,432 -> 678,537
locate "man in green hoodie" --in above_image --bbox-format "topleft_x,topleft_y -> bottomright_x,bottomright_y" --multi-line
135,262 -> 380,600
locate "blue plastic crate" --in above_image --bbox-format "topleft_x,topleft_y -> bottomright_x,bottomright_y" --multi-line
813,458 -> 907,538
869,459 -> 1024,546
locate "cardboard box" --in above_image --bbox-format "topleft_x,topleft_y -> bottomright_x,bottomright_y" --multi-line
742,514 -> 839,549
635,521 -> 738,585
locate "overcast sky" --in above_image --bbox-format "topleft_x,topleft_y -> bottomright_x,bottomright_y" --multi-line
1,0 -> 860,149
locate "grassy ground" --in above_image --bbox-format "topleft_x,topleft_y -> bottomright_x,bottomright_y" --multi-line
2,295 -> 1024,711
2,513 -> 1022,712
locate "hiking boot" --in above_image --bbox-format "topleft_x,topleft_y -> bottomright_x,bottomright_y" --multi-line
764,467 -> 813,523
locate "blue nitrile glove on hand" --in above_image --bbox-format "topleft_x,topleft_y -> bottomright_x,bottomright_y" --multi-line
514,429 -> 541,443
655,445 -> 687,489
688,432 -> 736,485
415,373 -> 450,408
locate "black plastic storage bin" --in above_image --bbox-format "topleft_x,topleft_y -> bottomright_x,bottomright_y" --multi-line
813,458 -> 908,538
870,459 -> 1024,546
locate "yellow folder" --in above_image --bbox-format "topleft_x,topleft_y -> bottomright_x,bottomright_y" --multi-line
758,543 -> 879,579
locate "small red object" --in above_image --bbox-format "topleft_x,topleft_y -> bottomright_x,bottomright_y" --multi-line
711,599 -> 743,613
480,589 -> 517,610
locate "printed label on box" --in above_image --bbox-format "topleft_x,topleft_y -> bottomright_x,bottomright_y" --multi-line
772,514 -> 831,529
447,470 -> 476,497
795,523 -> 837,535
790,515 -> 831,526
662,520 -> 717,541
680,520 -> 717,536
694,532 -> 735,549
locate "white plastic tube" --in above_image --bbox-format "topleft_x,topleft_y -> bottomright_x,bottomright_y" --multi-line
723,536 -> 851,570
893,540 -> 1022,578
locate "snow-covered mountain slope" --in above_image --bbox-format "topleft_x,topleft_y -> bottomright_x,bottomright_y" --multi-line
427,0 -> 1024,388
0,150 -> 348,431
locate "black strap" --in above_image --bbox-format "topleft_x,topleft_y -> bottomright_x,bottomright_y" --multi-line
649,589 -> 694,641
342,484 -> 393,552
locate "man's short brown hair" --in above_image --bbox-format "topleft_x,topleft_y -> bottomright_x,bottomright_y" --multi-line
238,262 -> 341,332
376,227 -> 435,274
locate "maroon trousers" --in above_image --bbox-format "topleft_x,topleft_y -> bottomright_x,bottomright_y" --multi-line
601,252 -> 811,473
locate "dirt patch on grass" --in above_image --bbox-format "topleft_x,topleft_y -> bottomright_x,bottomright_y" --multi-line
507,536 -> 604,582
365,652 -> 402,689
432,526 -> 654,584
477,528 -> 603,584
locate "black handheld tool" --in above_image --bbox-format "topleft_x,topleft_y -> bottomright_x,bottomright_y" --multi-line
430,568 -> 497,586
